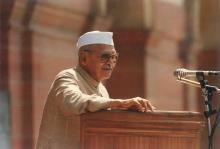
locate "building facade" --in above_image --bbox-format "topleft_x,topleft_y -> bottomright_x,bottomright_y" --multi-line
1,0 -> 220,148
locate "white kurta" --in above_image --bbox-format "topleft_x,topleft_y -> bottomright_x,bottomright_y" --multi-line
36,67 -> 111,149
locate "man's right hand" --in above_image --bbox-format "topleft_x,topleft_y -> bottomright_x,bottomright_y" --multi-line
109,97 -> 156,112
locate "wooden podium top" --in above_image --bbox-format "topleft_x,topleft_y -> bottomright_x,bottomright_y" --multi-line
81,109 -> 205,124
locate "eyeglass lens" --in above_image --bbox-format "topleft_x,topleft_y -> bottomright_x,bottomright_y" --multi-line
100,53 -> 119,63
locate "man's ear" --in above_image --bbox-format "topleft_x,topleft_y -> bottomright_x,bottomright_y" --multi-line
79,51 -> 88,65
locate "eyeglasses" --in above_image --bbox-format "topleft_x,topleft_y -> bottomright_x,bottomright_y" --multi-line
100,52 -> 119,63
84,50 -> 119,63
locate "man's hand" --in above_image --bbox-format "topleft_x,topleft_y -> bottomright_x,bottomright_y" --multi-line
109,97 -> 156,112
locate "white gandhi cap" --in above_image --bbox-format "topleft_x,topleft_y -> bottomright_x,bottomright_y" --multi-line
76,31 -> 114,50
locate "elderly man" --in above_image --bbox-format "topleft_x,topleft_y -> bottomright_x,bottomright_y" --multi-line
36,31 -> 155,149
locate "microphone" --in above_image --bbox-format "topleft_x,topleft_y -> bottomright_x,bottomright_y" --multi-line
174,68 -> 220,79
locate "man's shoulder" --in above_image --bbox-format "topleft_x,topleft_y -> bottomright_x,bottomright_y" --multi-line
55,68 -> 77,79
58,68 -> 75,74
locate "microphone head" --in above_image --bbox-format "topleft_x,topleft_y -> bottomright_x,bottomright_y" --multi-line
173,68 -> 187,79
174,68 -> 220,79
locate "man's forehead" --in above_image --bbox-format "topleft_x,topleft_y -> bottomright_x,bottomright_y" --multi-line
85,44 -> 116,52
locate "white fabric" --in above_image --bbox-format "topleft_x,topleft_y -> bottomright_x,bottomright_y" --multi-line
76,31 -> 114,49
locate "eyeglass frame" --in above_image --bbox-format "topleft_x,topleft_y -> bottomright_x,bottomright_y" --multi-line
83,49 -> 119,63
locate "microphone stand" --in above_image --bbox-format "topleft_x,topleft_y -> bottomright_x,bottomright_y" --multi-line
177,74 -> 220,149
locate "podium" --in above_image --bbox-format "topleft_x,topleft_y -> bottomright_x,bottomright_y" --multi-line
80,110 -> 206,149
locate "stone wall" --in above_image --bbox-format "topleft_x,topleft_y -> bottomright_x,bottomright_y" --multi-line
1,0 -> 220,148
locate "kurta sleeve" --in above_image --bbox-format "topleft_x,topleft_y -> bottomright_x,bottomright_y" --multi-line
51,73 -> 112,116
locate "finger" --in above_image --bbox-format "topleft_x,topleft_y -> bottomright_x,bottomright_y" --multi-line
138,99 -> 148,112
152,106 -> 157,110
143,100 -> 149,112
146,100 -> 154,112
132,99 -> 144,112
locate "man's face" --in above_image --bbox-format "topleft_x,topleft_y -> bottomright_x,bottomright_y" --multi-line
80,44 -> 118,82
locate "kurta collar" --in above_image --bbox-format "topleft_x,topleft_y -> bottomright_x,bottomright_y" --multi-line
75,66 -> 100,88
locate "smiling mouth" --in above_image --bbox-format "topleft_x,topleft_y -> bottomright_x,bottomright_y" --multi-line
102,67 -> 112,71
